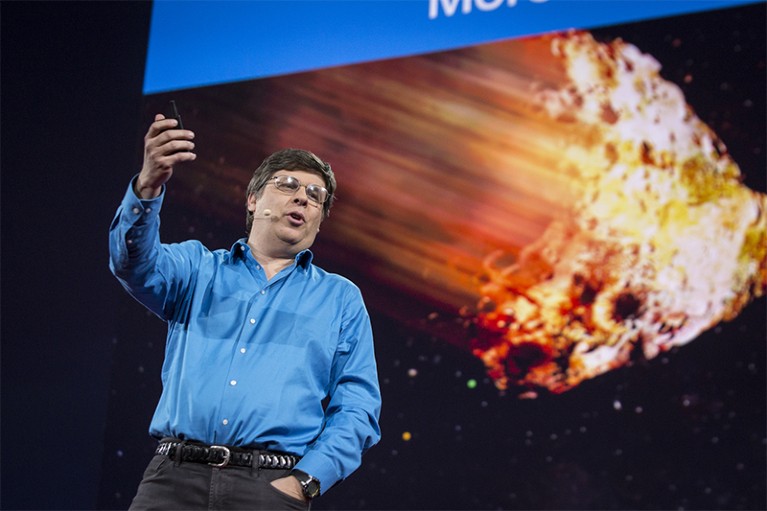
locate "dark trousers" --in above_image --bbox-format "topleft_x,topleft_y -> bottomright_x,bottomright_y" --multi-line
129,454 -> 311,511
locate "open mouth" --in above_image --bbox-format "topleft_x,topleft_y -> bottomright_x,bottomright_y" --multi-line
287,211 -> 306,225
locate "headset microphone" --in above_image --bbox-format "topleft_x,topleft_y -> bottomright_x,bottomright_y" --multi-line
263,209 -> 272,217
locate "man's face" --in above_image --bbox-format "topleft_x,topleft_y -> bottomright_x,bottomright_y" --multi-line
247,169 -> 327,253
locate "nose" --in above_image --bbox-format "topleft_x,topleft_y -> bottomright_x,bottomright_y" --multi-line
292,186 -> 309,205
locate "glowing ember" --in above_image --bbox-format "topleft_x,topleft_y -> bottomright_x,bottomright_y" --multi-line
468,32 -> 767,395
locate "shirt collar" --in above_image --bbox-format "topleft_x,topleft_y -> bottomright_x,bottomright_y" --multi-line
230,239 -> 314,270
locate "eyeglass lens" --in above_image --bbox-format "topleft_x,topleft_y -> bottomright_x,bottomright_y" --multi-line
273,175 -> 328,204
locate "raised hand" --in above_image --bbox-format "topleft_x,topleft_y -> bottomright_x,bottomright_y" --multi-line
135,113 -> 196,199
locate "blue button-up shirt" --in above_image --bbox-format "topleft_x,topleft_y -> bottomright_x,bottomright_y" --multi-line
109,179 -> 381,492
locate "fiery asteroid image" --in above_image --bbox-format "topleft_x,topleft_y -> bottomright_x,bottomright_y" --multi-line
468,32 -> 767,395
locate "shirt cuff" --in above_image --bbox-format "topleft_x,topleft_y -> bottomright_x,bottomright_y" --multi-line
295,450 -> 340,496
122,175 -> 165,225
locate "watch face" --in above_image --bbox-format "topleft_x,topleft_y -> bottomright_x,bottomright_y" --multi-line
294,470 -> 321,498
304,479 -> 320,499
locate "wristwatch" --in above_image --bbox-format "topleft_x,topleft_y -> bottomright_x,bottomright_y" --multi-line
291,469 -> 321,499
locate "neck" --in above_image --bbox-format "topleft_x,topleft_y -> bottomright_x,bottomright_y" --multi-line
246,230 -> 301,280
248,244 -> 295,280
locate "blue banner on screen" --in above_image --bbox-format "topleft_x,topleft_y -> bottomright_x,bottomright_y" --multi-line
144,0 -> 761,94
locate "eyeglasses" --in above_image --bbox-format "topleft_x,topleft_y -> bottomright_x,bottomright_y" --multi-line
268,174 -> 329,205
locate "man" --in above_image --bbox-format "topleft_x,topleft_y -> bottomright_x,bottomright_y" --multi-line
109,113 -> 382,510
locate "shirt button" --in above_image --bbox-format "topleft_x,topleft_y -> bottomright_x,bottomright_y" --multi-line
249,318 -> 256,325
132,207 -> 141,215
240,348 -> 247,354
260,290 -> 266,295
222,419 -> 229,426
145,207 -> 152,213
127,239 -> 133,245
230,380 -> 237,386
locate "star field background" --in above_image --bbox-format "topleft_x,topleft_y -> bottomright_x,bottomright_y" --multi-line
91,4 -> 767,510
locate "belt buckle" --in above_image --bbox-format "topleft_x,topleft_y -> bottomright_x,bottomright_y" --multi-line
208,445 -> 231,468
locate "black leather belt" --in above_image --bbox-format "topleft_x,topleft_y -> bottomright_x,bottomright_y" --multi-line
155,440 -> 301,469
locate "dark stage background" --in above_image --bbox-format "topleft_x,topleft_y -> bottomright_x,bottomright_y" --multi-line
1,2 -> 152,509
2,2 -> 765,511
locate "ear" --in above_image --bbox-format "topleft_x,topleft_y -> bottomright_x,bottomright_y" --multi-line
246,193 -> 257,212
